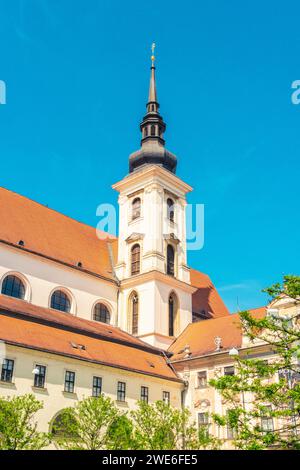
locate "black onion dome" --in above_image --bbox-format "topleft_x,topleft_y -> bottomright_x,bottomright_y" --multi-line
129,49 -> 177,174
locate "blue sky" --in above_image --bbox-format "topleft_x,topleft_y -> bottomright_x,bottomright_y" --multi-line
0,0 -> 299,312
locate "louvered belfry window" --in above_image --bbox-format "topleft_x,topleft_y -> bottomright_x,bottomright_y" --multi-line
167,245 -> 175,276
131,244 -> 140,275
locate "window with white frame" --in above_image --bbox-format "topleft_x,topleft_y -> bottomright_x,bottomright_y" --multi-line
33,364 -> 46,388
1,275 -> 25,300
260,405 -> 274,433
198,412 -> 209,436
224,366 -> 235,376
92,376 -> 102,397
162,391 -> 170,404
1,359 -> 14,383
117,381 -> 126,402
197,371 -> 208,388
140,386 -> 149,403
64,371 -> 75,393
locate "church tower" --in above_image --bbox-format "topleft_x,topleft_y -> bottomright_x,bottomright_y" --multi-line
113,46 -> 195,349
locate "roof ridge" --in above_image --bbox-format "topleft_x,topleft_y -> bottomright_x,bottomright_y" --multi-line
232,305 -> 267,315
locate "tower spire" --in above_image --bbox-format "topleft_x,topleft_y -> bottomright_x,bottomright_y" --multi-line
148,43 -> 157,103
128,44 -> 177,174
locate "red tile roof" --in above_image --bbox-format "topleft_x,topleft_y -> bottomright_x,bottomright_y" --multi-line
190,269 -> 229,318
0,186 -> 228,319
0,187 -> 117,282
169,307 -> 267,361
0,295 -> 181,382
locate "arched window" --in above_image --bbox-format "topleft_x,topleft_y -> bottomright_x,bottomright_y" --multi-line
1,275 -> 25,300
51,410 -> 77,439
131,244 -> 140,275
169,293 -> 178,337
167,198 -> 175,222
167,245 -> 175,276
144,127 -> 148,137
93,303 -> 110,324
129,292 -> 139,335
151,125 -> 156,136
50,290 -> 71,313
132,197 -> 141,220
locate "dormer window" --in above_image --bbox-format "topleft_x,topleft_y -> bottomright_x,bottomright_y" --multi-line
132,197 -> 141,220
167,198 -> 175,222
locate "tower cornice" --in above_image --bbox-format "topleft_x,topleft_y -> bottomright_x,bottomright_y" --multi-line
113,165 -> 193,196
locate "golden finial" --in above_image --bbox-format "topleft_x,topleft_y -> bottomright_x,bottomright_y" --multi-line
151,42 -> 156,66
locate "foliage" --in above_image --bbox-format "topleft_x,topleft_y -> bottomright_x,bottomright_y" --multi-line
262,275 -> 300,301
106,414 -> 135,450
130,400 -> 221,450
0,394 -> 50,450
52,395 -> 121,450
210,275 -> 300,449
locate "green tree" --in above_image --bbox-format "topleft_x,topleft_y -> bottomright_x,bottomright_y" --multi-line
0,394 -> 50,450
106,414 -> 135,450
210,275 -> 300,450
52,395 -> 124,450
130,400 -> 221,450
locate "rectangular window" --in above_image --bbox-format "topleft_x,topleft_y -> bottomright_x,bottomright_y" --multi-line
198,412 -> 209,436
197,371 -> 208,388
162,391 -> 170,404
140,386 -> 149,403
33,364 -> 46,388
261,406 -> 274,433
224,366 -> 235,376
1,359 -> 14,383
226,411 -> 237,439
64,371 -> 75,393
92,376 -> 102,397
117,381 -> 126,402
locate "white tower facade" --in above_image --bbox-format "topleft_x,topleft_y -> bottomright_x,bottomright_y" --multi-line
113,51 -> 195,349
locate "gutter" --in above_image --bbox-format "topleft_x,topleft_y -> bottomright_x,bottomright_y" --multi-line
1,338 -> 183,384
170,343 -> 275,364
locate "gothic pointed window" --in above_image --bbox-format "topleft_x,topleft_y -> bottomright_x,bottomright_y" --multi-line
1,275 -> 25,300
168,293 -> 178,337
132,197 -> 141,220
167,198 -> 174,222
93,303 -> 110,324
167,245 -> 175,276
50,290 -> 71,313
129,292 -> 139,335
131,244 -> 140,275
